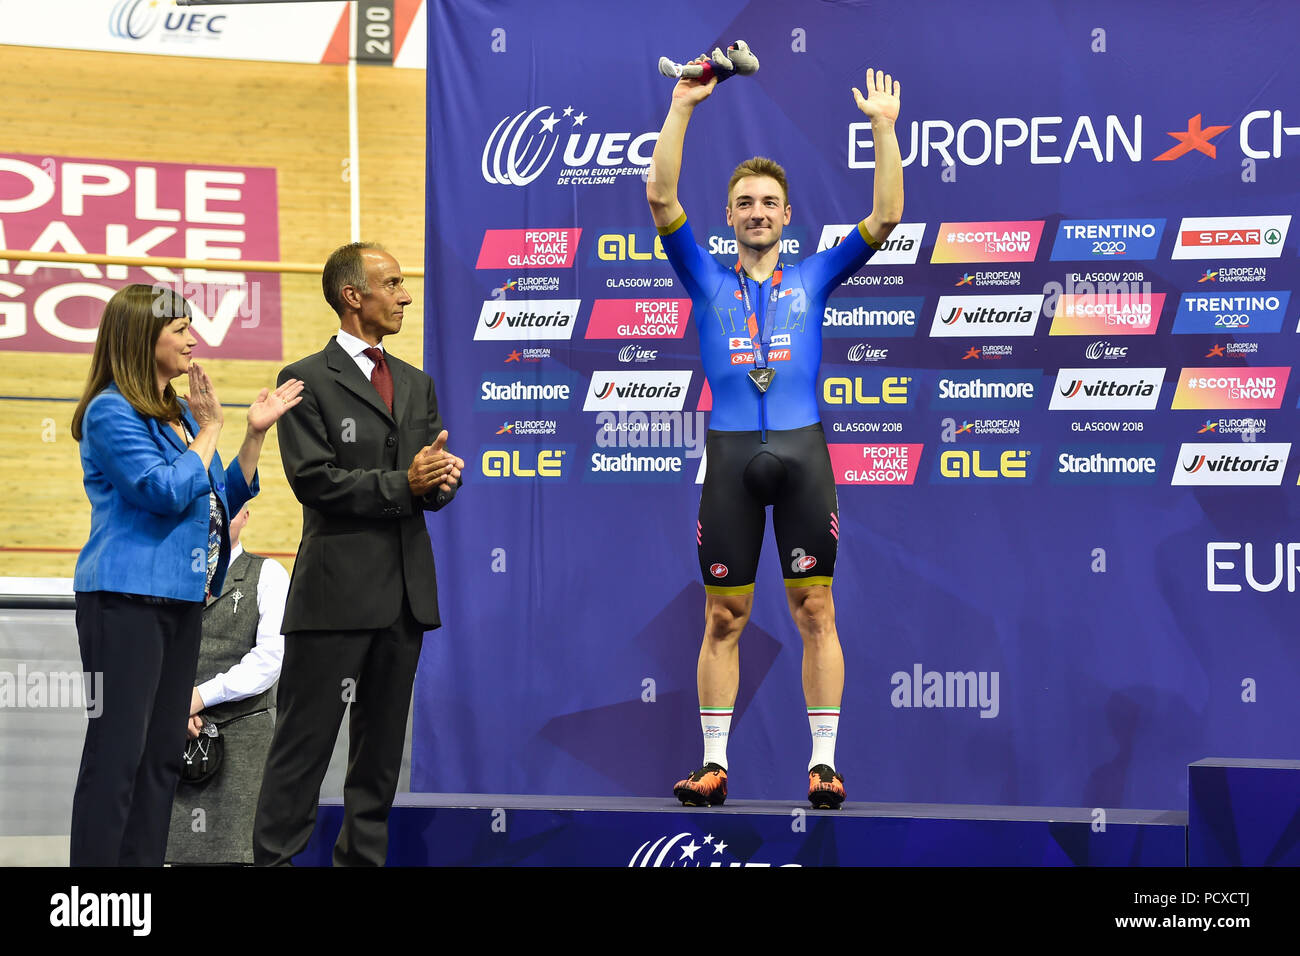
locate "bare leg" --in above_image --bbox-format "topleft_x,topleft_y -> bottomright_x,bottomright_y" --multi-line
785,584 -> 843,708
697,591 -> 753,707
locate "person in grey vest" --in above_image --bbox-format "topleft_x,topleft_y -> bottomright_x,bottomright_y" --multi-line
167,504 -> 287,864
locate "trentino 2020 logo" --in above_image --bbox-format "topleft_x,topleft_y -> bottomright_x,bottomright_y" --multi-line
109,0 -> 162,39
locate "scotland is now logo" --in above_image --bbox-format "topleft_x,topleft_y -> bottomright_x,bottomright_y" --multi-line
481,106 -> 658,187
628,832 -> 798,867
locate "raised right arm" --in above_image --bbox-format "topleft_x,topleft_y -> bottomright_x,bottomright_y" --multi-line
646,65 -> 717,229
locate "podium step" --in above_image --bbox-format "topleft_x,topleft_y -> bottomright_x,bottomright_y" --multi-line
1189,758 -> 1300,866
296,793 -> 1186,866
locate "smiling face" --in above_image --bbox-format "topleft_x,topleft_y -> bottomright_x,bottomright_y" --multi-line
345,249 -> 412,345
153,314 -> 197,386
725,174 -> 792,255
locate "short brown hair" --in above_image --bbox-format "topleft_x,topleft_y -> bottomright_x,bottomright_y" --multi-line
322,241 -> 385,316
71,284 -> 189,440
727,157 -> 789,207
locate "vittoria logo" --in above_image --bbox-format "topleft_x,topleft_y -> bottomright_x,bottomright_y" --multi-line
582,371 -> 692,411
1172,442 -> 1290,486
1048,368 -> 1164,410
929,295 -> 1044,337
817,222 -> 925,265
475,300 -> 581,341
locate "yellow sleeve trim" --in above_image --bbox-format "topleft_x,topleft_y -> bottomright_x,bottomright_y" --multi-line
704,582 -> 756,596
858,220 -> 882,250
658,211 -> 688,237
784,576 -> 834,589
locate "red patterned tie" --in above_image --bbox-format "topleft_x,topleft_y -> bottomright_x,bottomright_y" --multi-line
362,347 -> 394,414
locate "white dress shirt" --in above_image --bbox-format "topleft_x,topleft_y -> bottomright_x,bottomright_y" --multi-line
336,327 -> 385,380
195,544 -> 289,709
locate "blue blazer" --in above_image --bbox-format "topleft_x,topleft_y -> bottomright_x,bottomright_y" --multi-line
74,383 -> 258,601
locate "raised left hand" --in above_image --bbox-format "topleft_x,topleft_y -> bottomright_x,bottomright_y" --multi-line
246,378 -> 305,434
852,67 -> 901,124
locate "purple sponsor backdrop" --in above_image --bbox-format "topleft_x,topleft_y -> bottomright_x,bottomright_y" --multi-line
418,0 -> 1300,808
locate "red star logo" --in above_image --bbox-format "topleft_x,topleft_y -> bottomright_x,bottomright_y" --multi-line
505,350 -> 522,363
1154,114 -> 1231,161
1205,344 -> 1226,358
961,347 -> 980,361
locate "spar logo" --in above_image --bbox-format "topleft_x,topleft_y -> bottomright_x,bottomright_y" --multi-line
1171,216 -> 1290,260
109,0 -> 162,39
930,221 -> 1045,263
481,106 -> 656,187
583,370 -> 692,411
1171,367 -> 1290,410
1049,219 -> 1166,261
628,832 -> 798,867
929,294 -> 1044,338
1048,368 -> 1164,410
1170,292 -> 1289,335
817,222 -> 925,265
1172,442 -> 1290,486
476,229 -> 581,269
475,300 -> 581,341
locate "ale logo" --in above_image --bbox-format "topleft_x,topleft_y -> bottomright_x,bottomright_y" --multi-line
481,448 -> 568,479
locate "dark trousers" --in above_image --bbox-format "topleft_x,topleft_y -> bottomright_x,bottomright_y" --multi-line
70,591 -> 203,866
252,598 -> 424,866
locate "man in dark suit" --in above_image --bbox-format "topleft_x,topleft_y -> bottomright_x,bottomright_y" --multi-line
252,242 -> 463,866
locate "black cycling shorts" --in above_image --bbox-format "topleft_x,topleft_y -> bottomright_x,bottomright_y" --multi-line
696,423 -> 839,594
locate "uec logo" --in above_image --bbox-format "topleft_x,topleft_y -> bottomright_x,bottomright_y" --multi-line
109,1 -> 227,41
109,0 -> 162,39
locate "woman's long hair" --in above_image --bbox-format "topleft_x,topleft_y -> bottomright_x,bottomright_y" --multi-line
71,284 -> 191,441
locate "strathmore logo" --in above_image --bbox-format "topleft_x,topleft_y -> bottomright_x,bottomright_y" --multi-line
628,832 -> 798,867
481,105 -> 657,187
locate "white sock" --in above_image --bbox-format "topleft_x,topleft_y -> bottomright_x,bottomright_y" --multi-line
700,707 -> 732,770
807,707 -> 840,771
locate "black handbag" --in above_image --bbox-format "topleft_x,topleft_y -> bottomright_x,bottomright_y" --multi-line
180,721 -> 223,785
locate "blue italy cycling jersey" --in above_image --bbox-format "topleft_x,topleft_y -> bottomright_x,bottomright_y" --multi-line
658,214 -> 877,431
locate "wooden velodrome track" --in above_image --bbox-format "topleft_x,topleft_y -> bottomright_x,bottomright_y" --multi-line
0,45 -> 426,577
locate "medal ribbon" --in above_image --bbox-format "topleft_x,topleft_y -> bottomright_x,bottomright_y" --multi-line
734,260 -> 783,371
